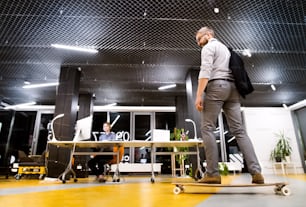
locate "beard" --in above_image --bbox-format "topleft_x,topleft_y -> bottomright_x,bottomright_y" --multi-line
199,39 -> 208,47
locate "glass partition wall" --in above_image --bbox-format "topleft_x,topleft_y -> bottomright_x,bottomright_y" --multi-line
0,109 -> 241,167
131,113 -> 154,163
0,108 -> 175,175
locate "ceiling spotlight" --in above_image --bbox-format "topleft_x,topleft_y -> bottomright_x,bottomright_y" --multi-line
242,49 -> 252,57
214,8 -> 219,13
51,44 -> 98,53
271,84 -> 276,91
158,84 -> 177,90
23,82 -> 59,89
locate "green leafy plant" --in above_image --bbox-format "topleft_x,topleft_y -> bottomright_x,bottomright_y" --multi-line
218,162 -> 229,176
170,128 -> 189,164
270,131 -> 292,162
170,128 -> 189,141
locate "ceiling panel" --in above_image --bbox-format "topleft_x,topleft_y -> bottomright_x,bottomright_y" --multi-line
0,0 -> 305,108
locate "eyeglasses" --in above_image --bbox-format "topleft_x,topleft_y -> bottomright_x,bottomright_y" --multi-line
196,36 -> 202,42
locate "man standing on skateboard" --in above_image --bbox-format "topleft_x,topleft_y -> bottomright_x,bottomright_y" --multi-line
194,26 -> 264,184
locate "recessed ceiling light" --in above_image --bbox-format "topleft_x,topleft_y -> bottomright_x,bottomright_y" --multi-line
288,99 -> 306,110
214,8 -> 219,13
4,101 -> 36,110
158,84 -> 177,90
271,84 -> 276,91
104,103 -> 117,107
22,82 -> 59,89
51,44 -> 98,53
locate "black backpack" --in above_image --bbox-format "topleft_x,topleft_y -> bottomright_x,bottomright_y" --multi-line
228,48 -> 254,98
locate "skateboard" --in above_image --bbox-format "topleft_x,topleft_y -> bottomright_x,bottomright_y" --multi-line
172,182 -> 290,196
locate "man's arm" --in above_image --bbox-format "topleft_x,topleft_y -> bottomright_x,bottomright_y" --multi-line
195,78 -> 208,111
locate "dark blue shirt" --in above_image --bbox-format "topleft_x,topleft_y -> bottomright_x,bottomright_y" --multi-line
98,132 -> 116,141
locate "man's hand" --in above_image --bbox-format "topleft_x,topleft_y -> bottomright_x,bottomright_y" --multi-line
195,96 -> 203,111
195,78 -> 208,112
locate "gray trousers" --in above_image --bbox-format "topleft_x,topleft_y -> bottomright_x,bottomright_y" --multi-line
201,79 -> 261,176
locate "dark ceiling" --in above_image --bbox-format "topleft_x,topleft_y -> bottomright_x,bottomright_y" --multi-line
0,0 -> 305,108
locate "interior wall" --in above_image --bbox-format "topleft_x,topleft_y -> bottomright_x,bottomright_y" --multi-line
243,107 -> 303,174
292,106 -> 306,172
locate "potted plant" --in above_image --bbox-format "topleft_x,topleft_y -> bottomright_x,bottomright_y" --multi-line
270,131 -> 292,162
218,162 -> 229,176
170,128 -> 189,164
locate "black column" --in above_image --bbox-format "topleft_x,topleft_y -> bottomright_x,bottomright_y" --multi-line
78,94 -> 93,120
47,66 -> 81,178
185,69 -> 205,179
53,67 -> 81,140
175,96 -> 188,130
185,69 -> 201,138
74,93 -> 94,178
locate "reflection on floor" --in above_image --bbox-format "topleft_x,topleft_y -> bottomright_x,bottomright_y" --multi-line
0,173 -> 305,207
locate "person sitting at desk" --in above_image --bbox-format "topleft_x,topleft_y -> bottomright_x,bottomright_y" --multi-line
88,122 -> 116,182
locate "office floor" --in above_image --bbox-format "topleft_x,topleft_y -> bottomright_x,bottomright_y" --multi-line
0,173 -> 305,207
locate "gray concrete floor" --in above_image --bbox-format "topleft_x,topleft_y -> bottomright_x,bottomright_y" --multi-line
196,174 -> 306,207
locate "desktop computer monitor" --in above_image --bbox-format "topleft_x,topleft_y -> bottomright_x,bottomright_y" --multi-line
73,115 -> 93,141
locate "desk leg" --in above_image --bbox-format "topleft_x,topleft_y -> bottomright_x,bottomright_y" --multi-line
171,154 -> 176,177
150,144 -> 155,183
58,143 -> 77,184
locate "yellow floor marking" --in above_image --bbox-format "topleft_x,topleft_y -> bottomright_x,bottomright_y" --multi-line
0,175 -> 238,207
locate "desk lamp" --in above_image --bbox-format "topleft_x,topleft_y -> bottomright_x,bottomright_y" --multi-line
185,119 -> 197,140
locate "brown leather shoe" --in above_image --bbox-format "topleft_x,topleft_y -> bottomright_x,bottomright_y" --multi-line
197,175 -> 221,184
252,173 -> 264,184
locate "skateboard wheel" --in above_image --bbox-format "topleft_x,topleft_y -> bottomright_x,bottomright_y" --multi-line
274,187 -> 281,194
281,186 -> 291,196
39,174 -> 45,180
173,187 -> 181,195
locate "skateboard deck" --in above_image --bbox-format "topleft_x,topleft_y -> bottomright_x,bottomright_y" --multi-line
172,182 -> 290,196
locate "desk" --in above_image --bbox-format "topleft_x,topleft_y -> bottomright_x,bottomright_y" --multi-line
272,162 -> 297,175
47,140 -> 203,183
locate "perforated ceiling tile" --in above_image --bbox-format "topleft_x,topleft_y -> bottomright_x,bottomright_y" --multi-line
0,0 -> 305,106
